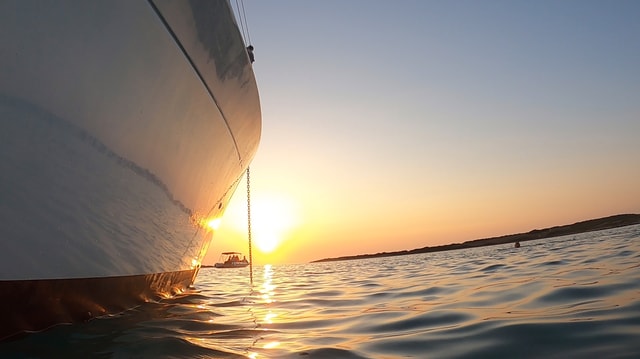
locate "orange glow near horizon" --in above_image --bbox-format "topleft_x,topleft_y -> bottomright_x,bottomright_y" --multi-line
205,191 -> 302,264
201,156 -> 639,266
248,193 -> 299,254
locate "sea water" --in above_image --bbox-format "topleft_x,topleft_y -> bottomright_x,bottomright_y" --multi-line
2,224 -> 639,358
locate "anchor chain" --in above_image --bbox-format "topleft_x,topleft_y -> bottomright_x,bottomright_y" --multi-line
246,167 -> 253,285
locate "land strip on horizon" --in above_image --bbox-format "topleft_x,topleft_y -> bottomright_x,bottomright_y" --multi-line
311,213 -> 640,263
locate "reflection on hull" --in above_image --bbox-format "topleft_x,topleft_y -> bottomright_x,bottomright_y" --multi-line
0,0 -> 260,339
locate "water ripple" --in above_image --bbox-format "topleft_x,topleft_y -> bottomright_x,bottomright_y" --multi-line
2,225 -> 640,358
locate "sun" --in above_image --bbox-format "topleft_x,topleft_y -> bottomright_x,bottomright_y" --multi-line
221,192 -> 299,255
253,232 -> 279,253
250,195 -> 298,253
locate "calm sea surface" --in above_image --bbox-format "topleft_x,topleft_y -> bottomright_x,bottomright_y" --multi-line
2,224 -> 640,358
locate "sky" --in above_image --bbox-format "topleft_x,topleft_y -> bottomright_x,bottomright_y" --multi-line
204,0 -> 640,265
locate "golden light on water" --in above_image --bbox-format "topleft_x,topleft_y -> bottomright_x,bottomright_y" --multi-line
258,264 -> 281,351
263,341 -> 280,349
264,311 -> 277,324
261,264 -> 275,304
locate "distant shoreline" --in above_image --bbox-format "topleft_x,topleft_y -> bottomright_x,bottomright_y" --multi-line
311,213 -> 640,263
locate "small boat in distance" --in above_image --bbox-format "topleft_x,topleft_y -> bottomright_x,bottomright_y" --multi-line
214,252 -> 250,268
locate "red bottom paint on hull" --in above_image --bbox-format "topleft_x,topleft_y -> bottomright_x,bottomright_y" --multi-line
0,269 -> 198,340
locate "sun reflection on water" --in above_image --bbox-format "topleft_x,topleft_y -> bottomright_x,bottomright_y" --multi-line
263,312 -> 277,324
260,264 -> 276,304
257,264 -> 281,351
263,341 -> 280,349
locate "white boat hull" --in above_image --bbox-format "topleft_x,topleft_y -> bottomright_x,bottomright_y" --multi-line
0,0 -> 260,338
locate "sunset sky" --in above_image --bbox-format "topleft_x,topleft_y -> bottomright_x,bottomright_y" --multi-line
204,0 -> 639,265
